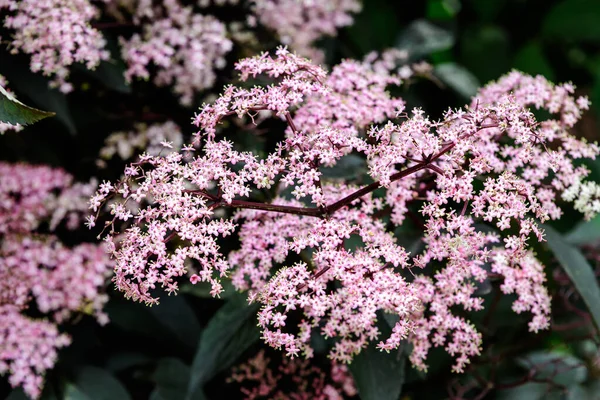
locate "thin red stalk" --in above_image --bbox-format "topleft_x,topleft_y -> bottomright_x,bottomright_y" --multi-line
227,199 -> 321,216
324,162 -> 429,215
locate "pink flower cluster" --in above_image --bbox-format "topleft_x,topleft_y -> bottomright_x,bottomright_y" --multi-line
228,350 -> 357,400
98,121 -> 183,165
115,0 -> 232,106
0,163 -> 96,234
251,0 -> 361,61
0,162 -> 112,399
0,0 -> 109,92
93,49 -> 598,374
2,0 -> 362,102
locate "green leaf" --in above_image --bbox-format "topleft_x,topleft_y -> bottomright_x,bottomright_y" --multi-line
2,72 -> 76,134
466,0 -> 506,21
321,154 -> 367,179
517,351 -> 588,387
180,280 -> 236,299
459,25 -> 509,83
345,0 -> 400,52
544,225 -> 600,333
513,41 -> 556,81
434,62 -> 480,98
396,20 -> 455,60
0,85 -> 55,126
6,389 -> 29,400
78,60 -> 131,94
565,215 -> 600,246
153,358 -> 195,400
73,366 -> 131,400
427,0 -> 461,20
496,382 -> 551,400
106,352 -> 152,372
349,314 -> 406,400
349,344 -> 406,400
186,294 -> 260,399
64,384 -> 93,400
543,0 -> 600,42
147,294 -> 202,349
106,295 -> 200,349
105,298 -> 173,341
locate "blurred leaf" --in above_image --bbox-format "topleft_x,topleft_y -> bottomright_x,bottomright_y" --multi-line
434,62 -> 480,98
78,60 -> 131,94
567,385 -> 589,400
565,215 -> 600,246
106,298 -> 172,341
349,344 -> 405,400
466,0 -> 506,21
460,25 -> 509,83
574,339 -> 599,360
106,352 -> 153,372
396,20 -> 455,60
6,389 -> 29,400
497,382 -> 552,400
544,225 -> 600,333
0,85 -> 55,126
64,384 -> 93,400
349,314 -> 406,400
543,0 -> 600,42
0,59 -> 76,134
106,295 -> 200,349
589,56 -> 600,120
321,154 -> 367,179
583,380 -> 600,398
345,0 -> 399,52
427,0 -> 461,20
513,41 -> 556,81
186,294 -> 260,399
180,280 -> 236,299
153,358 -> 196,400
73,366 -> 131,400
344,233 -> 365,252
147,294 -> 202,349
517,351 -> 587,387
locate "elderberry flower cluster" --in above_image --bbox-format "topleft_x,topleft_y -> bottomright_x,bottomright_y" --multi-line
2,0 -> 361,102
0,0 -> 109,92
112,0 -> 232,106
228,350 -> 357,400
93,48 -> 599,374
0,162 -> 112,399
98,121 -> 183,166
251,0 -> 361,61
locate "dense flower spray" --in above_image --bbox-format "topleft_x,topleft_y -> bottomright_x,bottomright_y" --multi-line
250,0 -> 361,61
0,0 -> 109,92
1,0 -> 360,101
0,163 -> 112,399
92,48 -> 599,375
97,121 -> 184,166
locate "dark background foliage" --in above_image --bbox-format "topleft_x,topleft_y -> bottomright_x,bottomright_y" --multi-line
3,0 -> 600,399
